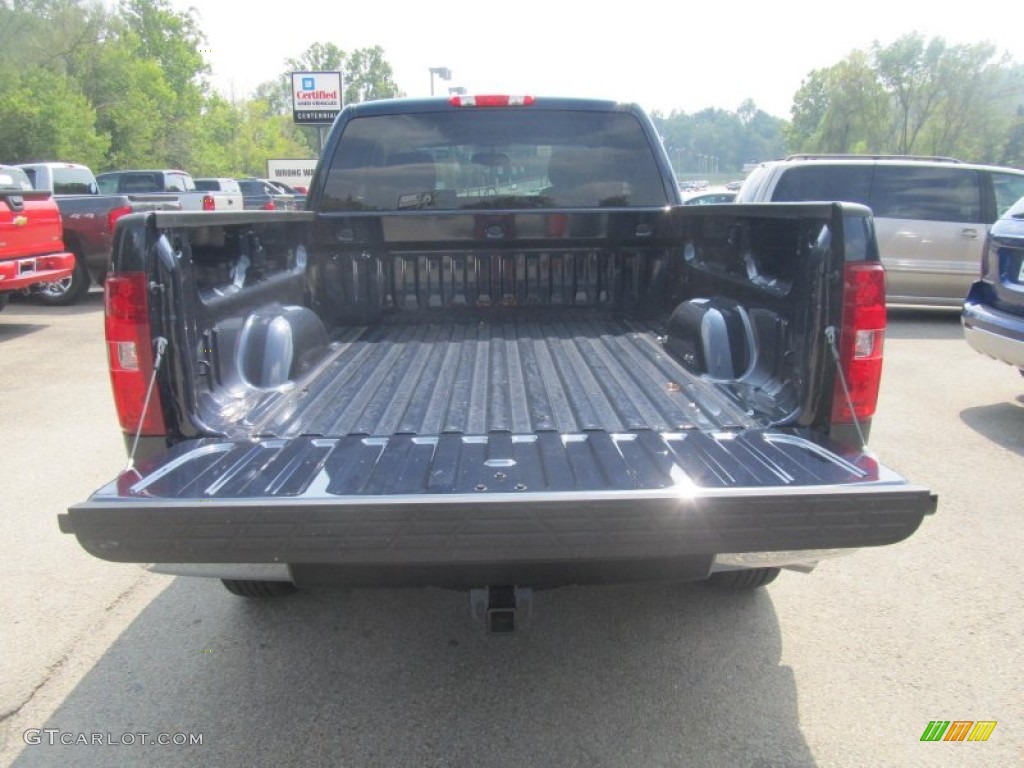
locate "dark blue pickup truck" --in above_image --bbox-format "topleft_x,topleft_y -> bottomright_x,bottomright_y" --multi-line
59,96 -> 936,627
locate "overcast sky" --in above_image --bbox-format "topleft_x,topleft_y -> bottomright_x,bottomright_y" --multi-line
174,0 -> 1023,119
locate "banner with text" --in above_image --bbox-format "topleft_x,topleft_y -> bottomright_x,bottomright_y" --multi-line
267,159 -> 318,186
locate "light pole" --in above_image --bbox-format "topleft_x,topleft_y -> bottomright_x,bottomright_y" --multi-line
429,67 -> 452,96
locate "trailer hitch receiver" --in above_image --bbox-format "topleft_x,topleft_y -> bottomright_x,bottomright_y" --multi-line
471,586 -> 532,633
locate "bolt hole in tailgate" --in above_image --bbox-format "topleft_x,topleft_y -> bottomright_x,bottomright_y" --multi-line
62,205 -> 936,584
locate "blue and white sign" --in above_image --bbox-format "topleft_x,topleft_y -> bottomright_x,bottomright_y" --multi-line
291,71 -> 343,125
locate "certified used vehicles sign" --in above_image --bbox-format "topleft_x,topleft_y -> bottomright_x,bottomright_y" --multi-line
291,71 -> 343,124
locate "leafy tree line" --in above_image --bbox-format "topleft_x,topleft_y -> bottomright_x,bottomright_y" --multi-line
1,3 -> 1021,176
653,99 -> 788,175
0,0 -> 401,176
655,34 -> 1023,172
787,33 -> 1024,166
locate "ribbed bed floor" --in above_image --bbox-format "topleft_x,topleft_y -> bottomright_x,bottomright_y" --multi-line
251,314 -> 755,437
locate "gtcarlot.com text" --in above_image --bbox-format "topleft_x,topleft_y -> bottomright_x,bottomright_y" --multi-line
23,729 -> 203,746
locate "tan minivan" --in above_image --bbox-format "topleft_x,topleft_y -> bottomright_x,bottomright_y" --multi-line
737,155 -> 1024,306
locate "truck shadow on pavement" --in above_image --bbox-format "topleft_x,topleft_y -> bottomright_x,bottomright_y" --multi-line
960,400 -> 1024,457
12,577 -> 816,768
8,290 -> 104,315
884,307 -> 962,340
0,319 -> 48,342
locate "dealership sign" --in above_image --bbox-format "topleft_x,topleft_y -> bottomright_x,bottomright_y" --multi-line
267,159 -> 318,185
291,71 -> 343,124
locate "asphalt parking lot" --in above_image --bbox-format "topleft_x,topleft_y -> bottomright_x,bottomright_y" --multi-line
0,293 -> 1022,767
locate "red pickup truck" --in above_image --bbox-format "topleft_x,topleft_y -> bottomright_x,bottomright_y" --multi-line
0,165 -> 74,311
16,162 -> 180,305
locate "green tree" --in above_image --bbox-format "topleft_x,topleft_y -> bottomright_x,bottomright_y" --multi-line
227,99 -> 315,177
789,52 -> 890,153
0,65 -> 109,166
344,46 -> 401,104
872,33 -> 942,154
1004,106 -> 1024,167
0,0 -> 110,77
788,33 -> 1022,164
189,94 -> 244,176
119,0 -> 207,95
115,0 -> 209,168
76,37 -> 177,169
653,102 -> 785,173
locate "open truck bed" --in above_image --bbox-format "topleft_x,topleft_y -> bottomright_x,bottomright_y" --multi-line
61,204 -> 935,588
253,314 -> 755,437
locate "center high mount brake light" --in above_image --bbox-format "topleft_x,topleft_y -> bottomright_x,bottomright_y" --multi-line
450,95 -> 535,108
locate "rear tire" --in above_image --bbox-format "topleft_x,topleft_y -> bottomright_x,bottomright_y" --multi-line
0,292 -> 9,313
221,579 -> 298,598
705,567 -> 781,590
33,252 -> 91,306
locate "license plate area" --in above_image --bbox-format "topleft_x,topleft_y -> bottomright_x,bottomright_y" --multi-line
18,258 -> 37,275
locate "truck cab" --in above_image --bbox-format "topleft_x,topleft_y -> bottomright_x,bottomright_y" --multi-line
96,170 -> 243,212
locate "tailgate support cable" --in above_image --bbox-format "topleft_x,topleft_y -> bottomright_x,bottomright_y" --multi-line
126,336 -> 168,474
825,325 -> 867,451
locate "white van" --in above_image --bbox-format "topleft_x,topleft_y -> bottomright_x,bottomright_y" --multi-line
737,155 -> 1024,306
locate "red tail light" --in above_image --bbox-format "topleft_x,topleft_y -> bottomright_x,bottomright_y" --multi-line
107,205 -> 132,233
105,273 -> 166,436
831,262 -> 886,423
450,94 -> 535,107
263,200 -> 276,210
202,195 -> 216,211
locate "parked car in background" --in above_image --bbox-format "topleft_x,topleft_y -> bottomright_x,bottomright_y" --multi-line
962,195 -> 1024,377
96,170 -> 243,212
0,165 -> 74,311
738,155 -> 1024,306
194,177 -> 243,198
16,162 -> 179,305
682,190 -> 737,205
237,178 -> 296,210
677,179 -> 709,193
263,179 -> 306,208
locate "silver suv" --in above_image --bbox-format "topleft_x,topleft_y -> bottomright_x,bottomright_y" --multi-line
737,155 -> 1024,306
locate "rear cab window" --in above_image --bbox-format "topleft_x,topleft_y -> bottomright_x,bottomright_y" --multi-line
1,168 -> 33,192
320,109 -> 669,211
51,167 -> 97,195
165,174 -> 188,193
102,173 -> 160,193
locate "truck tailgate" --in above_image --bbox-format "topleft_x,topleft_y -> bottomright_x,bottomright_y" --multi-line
61,429 -> 936,565
0,191 -> 63,261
